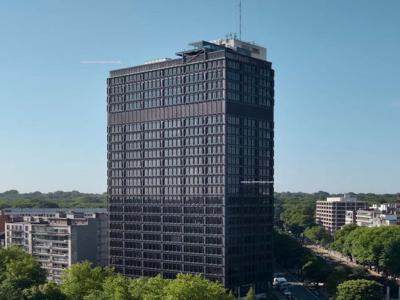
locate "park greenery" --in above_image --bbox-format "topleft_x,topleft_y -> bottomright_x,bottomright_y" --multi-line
0,190 -> 106,209
0,247 -> 234,300
1,190 -> 397,213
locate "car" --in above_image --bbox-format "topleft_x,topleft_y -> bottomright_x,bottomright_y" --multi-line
273,277 -> 288,286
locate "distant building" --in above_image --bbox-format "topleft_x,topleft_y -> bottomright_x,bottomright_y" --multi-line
345,210 -> 356,225
5,211 -> 107,282
0,207 -> 106,220
316,195 -> 368,233
0,208 -> 106,246
371,203 -> 399,217
344,203 -> 399,228
354,209 -> 397,227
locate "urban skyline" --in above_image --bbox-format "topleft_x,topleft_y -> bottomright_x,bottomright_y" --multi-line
1,1 -> 399,299
1,0 -> 399,194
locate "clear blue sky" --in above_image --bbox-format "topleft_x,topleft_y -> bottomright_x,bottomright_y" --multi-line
0,0 -> 399,194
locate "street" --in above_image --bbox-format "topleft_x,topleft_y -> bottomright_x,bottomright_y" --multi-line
285,272 -> 328,300
274,271 -> 328,300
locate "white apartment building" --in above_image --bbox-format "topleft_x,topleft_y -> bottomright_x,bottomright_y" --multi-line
5,211 -> 107,282
345,203 -> 399,228
355,209 -> 397,227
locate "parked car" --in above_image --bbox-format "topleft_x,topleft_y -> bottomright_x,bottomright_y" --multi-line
273,277 -> 288,286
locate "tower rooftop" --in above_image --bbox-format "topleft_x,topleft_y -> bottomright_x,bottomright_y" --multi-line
177,38 -> 267,61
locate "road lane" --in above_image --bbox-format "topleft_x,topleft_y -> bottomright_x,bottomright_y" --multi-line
277,271 -> 328,300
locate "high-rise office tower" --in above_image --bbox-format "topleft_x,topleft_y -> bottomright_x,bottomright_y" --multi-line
107,39 -> 274,295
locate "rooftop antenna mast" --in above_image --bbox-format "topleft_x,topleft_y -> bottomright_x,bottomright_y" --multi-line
239,0 -> 242,40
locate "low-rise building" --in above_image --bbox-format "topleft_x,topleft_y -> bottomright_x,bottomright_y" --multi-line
355,209 -> 397,227
0,208 -> 106,246
1,207 -> 106,220
316,195 -> 368,233
5,211 -> 107,282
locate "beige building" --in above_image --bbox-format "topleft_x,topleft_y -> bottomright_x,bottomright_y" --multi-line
5,211 -> 107,282
316,195 -> 367,233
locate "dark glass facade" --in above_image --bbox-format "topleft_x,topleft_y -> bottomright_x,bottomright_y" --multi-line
107,40 -> 274,295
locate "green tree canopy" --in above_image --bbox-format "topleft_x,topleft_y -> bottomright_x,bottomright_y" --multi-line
22,282 -> 66,300
163,273 -> 233,300
336,279 -> 382,300
0,246 -> 47,300
59,262 -> 233,300
378,236 -> 400,275
134,275 -> 169,300
273,230 -> 311,269
303,226 -> 332,246
332,226 -> 400,276
60,261 -> 114,300
301,257 -> 332,283
331,224 -> 358,253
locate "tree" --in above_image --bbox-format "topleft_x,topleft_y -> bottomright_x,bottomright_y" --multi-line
331,224 -> 358,253
301,257 -> 332,283
273,230 -> 310,269
280,206 -> 315,235
84,274 -> 133,300
22,282 -> 66,300
336,279 -> 382,300
0,246 -> 47,300
348,227 -> 378,266
163,273 -> 233,300
275,193 -> 319,235
101,274 -> 132,300
60,261 -> 113,300
325,266 -> 349,295
129,275 -> 168,300
303,226 -> 332,246
244,287 -> 256,300
379,236 -> 400,276
340,226 -> 400,273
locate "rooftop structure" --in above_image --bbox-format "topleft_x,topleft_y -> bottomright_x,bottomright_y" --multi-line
326,194 -> 362,202
209,38 -> 267,60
